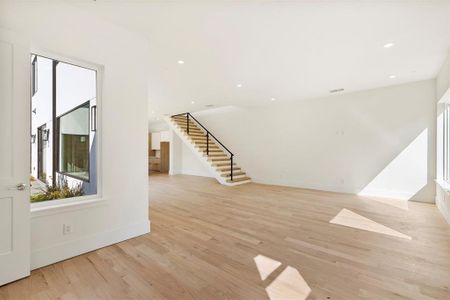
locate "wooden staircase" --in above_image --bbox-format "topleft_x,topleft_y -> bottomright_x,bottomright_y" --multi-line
168,113 -> 251,186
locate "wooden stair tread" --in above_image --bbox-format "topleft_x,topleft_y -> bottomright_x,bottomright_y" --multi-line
197,145 -> 220,149
211,162 -> 237,166
208,158 -> 231,162
221,172 -> 246,177
180,128 -> 203,133
217,167 -> 241,171
226,177 -> 251,183
176,124 -> 198,129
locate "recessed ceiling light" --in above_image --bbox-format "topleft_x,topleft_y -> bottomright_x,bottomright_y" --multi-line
389,75 -> 396,79
383,43 -> 394,48
271,98 -> 276,101
177,60 -> 185,64
156,117 -> 160,120
191,100 -> 195,104
151,110 -> 155,114
236,84 -> 242,88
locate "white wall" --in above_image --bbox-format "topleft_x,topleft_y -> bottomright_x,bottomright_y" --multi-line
168,129 -> 213,178
437,53 -> 450,101
0,1 -> 150,269
149,120 -> 213,177
194,80 -> 436,202
180,138 -> 213,177
436,52 -> 450,225
148,120 -> 169,132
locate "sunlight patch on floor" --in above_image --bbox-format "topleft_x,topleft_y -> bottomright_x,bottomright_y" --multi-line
254,255 -> 311,300
266,266 -> 311,300
254,255 -> 282,281
330,208 -> 411,240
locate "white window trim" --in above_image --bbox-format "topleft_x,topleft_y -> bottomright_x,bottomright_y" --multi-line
437,86 -> 450,192
30,48 -> 104,215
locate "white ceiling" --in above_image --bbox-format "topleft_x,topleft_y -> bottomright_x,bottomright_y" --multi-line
71,0 -> 450,121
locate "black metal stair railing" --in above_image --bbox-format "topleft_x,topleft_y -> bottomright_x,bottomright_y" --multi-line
171,112 -> 235,181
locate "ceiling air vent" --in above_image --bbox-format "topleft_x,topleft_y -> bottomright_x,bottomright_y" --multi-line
329,88 -> 345,93
205,104 -> 215,108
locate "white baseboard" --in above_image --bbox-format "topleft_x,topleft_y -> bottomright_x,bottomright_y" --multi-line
356,188 -> 415,200
252,178 -> 435,202
436,184 -> 450,226
31,219 -> 150,270
252,178 -> 353,194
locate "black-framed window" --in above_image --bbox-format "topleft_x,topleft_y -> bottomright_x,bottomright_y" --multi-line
31,55 -> 38,96
57,102 -> 90,181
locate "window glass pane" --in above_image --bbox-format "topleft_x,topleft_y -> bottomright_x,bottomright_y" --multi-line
59,103 -> 90,181
446,104 -> 450,182
30,54 -> 98,203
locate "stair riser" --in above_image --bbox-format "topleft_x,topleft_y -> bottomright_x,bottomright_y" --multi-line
220,172 -> 246,177
211,163 -> 236,167
179,128 -> 203,133
224,174 -> 247,180
208,159 -> 232,162
196,147 -> 220,151
193,141 -> 215,145
186,134 -> 206,137
225,179 -> 252,186
216,167 -> 241,172
176,124 -> 202,129
199,149 -> 225,157
226,177 -> 251,183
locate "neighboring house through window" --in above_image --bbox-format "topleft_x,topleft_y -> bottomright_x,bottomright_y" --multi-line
30,54 -> 98,203
58,102 -> 90,181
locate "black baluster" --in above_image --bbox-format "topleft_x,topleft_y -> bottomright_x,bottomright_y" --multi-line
187,113 -> 190,135
206,132 -> 209,155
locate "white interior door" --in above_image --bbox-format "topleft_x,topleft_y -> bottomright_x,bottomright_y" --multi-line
0,29 -> 31,286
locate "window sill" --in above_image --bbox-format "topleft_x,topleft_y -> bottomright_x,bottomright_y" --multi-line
31,196 -> 106,218
435,179 -> 450,193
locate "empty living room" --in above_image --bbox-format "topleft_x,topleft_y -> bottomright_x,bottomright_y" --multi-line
1,1 -> 450,299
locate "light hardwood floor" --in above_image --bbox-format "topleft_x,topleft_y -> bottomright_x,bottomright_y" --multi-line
1,174 -> 450,299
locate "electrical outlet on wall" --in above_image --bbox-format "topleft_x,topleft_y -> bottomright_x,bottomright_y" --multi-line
63,224 -> 73,235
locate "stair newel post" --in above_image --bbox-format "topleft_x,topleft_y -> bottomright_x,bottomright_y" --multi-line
186,113 -> 190,135
206,132 -> 209,155
230,154 -> 234,181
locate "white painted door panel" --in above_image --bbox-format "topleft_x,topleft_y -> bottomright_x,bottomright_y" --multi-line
0,28 -> 31,286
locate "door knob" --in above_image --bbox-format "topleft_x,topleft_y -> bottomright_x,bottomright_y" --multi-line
6,183 -> 29,191
16,183 -> 27,191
